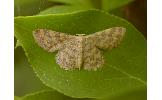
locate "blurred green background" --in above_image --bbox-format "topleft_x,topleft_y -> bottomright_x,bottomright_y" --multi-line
14,0 -> 147,98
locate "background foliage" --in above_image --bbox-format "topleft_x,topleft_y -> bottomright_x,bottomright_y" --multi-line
14,0 -> 147,100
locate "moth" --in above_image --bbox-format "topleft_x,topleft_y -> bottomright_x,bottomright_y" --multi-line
33,27 -> 126,71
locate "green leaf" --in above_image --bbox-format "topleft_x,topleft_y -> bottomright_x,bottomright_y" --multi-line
14,0 -> 55,16
98,89 -> 146,100
49,0 -> 92,5
49,0 -> 94,8
15,89 -> 146,100
39,5 -> 95,15
14,47 -> 48,96
20,90 -> 91,100
15,39 -> 22,48
15,96 -> 21,100
14,10 -> 146,98
101,0 -> 134,11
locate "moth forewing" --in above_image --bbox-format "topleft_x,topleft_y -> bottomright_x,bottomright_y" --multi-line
92,27 -> 126,50
33,29 -> 69,52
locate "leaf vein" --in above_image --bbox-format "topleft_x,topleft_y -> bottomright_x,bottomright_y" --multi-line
109,64 -> 146,85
